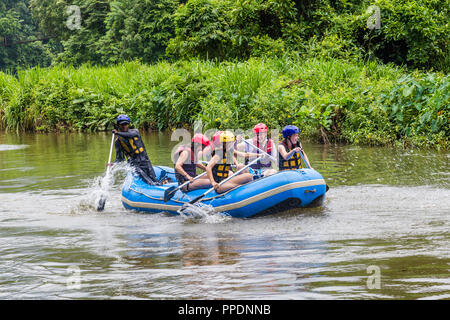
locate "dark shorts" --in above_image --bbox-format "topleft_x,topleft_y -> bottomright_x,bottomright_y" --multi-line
214,174 -> 229,184
175,172 -> 192,191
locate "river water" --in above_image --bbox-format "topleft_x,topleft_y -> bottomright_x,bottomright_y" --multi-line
0,132 -> 448,299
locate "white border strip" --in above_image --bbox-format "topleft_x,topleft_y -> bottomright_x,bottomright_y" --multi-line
214,179 -> 325,211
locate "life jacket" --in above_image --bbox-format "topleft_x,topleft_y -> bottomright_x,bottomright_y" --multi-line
117,134 -> 147,160
211,147 -> 233,181
174,144 -> 197,178
244,137 -> 273,169
278,140 -> 302,171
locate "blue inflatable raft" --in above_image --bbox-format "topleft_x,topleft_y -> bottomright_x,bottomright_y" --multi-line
121,166 -> 327,218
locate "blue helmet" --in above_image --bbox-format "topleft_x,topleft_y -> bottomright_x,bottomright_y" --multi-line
116,114 -> 130,125
282,125 -> 301,138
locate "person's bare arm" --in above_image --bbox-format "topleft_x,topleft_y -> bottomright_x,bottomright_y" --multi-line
233,156 -> 239,168
234,149 -> 259,158
196,163 -> 207,171
175,150 -> 194,183
206,155 -> 220,190
193,149 -> 207,171
198,146 -> 212,161
236,141 -> 245,152
278,144 -> 301,160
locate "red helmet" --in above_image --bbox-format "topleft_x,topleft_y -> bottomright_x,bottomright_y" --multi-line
212,131 -> 224,146
192,133 -> 210,147
253,123 -> 268,134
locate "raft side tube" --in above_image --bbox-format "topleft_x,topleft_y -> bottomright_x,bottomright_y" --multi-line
121,168 -> 326,217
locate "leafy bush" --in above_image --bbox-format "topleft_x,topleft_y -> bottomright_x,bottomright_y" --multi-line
166,0 -> 233,60
167,0 -> 300,60
329,0 -> 450,72
0,72 -> 18,129
98,0 -> 179,64
379,73 -> 449,147
1,0 -> 54,72
303,34 -> 364,61
369,0 -> 449,72
249,35 -> 286,58
0,57 -> 448,149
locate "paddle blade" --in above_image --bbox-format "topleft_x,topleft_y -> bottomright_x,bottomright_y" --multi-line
163,186 -> 177,202
188,194 -> 205,205
177,203 -> 190,215
178,194 -> 204,214
97,195 -> 106,211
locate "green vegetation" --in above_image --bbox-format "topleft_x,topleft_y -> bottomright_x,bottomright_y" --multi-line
1,57 -> 448,148
0,0 -> 57,71
2,0 -> 448,72
0,0 -> 448,148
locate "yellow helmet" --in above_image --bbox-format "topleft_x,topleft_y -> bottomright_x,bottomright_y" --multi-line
220,131 -> 235,143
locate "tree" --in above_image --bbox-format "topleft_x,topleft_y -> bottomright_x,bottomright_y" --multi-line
56,0 -> 110,66
30,0 -> 110,66
166,0 -> 300,60
98,0 -> 180,64
0,0 -> 54,72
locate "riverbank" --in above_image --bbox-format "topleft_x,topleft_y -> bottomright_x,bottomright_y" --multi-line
0,57 -> 448,149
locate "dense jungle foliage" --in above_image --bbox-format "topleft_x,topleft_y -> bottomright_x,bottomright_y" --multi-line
0,0 -> 449,148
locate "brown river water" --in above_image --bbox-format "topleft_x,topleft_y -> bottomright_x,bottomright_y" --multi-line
0,132 -> 449,299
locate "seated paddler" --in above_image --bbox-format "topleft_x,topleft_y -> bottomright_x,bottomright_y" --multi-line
206,131 -> 253,194
278,125 -> 312,171
236,123 -> 277,178
109,114 -> 159,185
204,130 -> 261,174
174,133 -> 212,192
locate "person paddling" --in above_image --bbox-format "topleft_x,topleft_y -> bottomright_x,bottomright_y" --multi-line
206,131 -> 253,194
196,131 -> 222,162
108,115 -> 159,185
174,133 -> 212,192
237,123 -> 277,178
205,130 -> 261,173
278,125 -> 311,171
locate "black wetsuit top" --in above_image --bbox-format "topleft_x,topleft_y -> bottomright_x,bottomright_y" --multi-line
114,129 -> 158,185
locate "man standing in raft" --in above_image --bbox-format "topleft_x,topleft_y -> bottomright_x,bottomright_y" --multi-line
206,131 -> 253,193
278,125 -> 311,170
174,133 -> 212,191
109,114 -> 159,185
236,123 -> 277,178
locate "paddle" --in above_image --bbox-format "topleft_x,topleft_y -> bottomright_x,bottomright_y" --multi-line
178,156 -> 263,213
201,160 -> 236,169
243,139 -> 277,162
296,148 -> 310,169
163,171 -> 208,202
245,139 -> 312,170
97,133 -> 115,211
251,140 -> 330,192
294,145 -> 330,192
245,139 -> 311,169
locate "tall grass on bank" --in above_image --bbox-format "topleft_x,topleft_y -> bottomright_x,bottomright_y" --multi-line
0,57 -> 448,148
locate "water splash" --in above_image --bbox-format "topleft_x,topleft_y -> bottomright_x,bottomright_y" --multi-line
72,162 -> 130,214
178,203 -> 232,224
